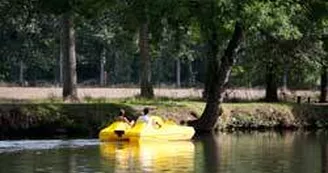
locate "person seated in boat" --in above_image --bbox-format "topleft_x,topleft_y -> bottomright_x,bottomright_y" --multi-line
137,107 -> 150,123
137,107 -> 161,128
116,109 -> 134,126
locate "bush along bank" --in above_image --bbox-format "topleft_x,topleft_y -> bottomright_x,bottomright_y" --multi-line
218,103 -> 328,131
0,103 -> 137,139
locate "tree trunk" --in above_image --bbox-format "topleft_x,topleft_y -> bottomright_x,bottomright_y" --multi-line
156,56 -> 163,85
188,22 -> 244,132
265,63 -> 279,102
62,12 -> 78,101
188,60 -> 195,86
59,48 -> 63,86
139,21 -> 154,98
59,29 -> 64,86
100,48 -> 106,86
176,58 -> 181,87
19,60 -> 25,86
282,64 -> 288,91
319,65 -> 327,103
57,30 -> 64,86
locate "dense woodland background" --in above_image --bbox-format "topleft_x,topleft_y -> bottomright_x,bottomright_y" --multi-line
0,0 -> 327,130
0,1 -> 325,88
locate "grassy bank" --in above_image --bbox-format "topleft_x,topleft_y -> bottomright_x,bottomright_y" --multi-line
0,98 -> 328,139
219,103 -> 328,131
0,103 -> 134,139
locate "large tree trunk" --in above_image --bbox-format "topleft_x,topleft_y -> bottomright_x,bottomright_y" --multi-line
265,63 -> 279,102
62,12 -> 78,101
188,22 -> 244,132
319,65 -> 327,103
139,21 -> 154,98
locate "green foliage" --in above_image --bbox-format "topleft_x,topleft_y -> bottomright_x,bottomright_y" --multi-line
0,0 -> 328,91
244,0 -> 303,39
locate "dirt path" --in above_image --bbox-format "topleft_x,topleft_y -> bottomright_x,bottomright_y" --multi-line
0,87 -> 203,100
0,87 -> 318,101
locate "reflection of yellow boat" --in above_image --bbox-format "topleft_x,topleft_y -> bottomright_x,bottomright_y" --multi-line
100,141 -> 195,173
99,116 -> 195,142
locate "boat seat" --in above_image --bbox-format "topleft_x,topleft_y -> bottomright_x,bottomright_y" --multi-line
114,130 -> 125,137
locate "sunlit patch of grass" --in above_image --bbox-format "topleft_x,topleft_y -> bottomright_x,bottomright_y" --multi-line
83,97 -> 108,103
117,97 -> 188,107
222,102 -> 294,111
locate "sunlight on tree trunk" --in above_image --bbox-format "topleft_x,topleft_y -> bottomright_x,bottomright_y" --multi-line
188,60 -> 195,86
100,48 -> 106,86
58,30 -> 64,86
139,21 -> 154,98
282,64 -> 288,91
62,12 -> 78,102
176,58 -> 181,87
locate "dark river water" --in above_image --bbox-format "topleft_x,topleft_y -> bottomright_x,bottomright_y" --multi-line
0,131 -> 327,173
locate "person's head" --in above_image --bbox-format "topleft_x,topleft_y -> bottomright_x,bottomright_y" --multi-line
118,109 -> 125,116
143,107 -> 149,115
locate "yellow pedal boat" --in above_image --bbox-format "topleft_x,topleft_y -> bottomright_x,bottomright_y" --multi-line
99,116 -> 195,142
99,121 -> 131,141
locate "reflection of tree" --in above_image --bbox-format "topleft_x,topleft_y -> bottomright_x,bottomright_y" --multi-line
199,134 -> 220,173
290,131 -> 322,173
321,133 -> 328,173
321,143 -> 328,173
218,132 -> 295,172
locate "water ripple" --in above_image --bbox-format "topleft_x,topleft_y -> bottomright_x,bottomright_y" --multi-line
0,139 -> 99,153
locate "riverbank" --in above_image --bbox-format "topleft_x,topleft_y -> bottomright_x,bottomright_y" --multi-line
0,98 -> 328,139
219,103 -> 328,131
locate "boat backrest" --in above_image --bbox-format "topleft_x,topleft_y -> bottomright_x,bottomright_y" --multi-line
107,121 -> 131,131
133,116 -> 163,129
165,119 -> 177,125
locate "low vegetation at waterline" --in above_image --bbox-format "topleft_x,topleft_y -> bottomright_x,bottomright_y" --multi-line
1,97 -> 328,139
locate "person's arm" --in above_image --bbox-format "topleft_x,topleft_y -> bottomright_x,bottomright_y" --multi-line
129,120 -> 135,126
123,117 -> 130,124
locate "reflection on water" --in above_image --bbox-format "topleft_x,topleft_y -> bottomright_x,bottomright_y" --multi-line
0,131 -> 328,173
0,139 -> 99,153
195,131 -> 327,173
100,141 -> 195,173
